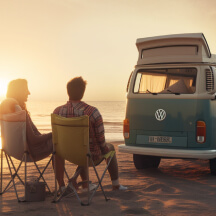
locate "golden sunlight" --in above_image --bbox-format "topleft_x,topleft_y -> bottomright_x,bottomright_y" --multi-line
0,78 -> 9,98
0,128 -> 1,149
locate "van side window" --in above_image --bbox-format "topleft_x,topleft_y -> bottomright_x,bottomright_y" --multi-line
133,68 -> 197,94
134,73 -> 142,93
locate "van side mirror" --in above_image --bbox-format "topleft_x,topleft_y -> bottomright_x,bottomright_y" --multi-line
206,67 -> 216,94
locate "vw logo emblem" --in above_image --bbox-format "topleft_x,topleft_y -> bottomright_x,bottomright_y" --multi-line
155,109 -> 166,121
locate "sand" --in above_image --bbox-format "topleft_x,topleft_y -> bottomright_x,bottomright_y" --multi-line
1,141 -> 216,216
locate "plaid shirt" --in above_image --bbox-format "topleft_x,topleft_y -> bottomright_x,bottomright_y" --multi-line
53,101 -> 109,160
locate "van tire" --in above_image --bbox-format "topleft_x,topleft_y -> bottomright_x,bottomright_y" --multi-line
209,158 -> 216,175
133,154 -> 161,169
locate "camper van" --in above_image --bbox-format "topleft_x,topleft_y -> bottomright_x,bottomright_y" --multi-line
118,33 -> 216,175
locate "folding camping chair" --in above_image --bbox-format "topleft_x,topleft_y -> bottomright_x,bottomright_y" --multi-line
51,114 -> 115,205
0,110 -> 53,202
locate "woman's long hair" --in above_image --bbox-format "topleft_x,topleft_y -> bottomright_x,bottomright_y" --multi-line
6,79 -> 28,111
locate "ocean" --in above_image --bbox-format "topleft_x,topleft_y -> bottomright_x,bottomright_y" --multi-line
1,101 -> 126,146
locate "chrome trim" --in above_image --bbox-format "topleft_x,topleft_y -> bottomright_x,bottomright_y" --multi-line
118,144 -> 216,160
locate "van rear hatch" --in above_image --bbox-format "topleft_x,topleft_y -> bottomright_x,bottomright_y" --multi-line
125,67 -> 214,149
127,98 -> 212,149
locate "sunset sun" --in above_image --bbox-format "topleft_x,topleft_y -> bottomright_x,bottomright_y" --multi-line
0,78 -> 9,149
0,78 -> 9,98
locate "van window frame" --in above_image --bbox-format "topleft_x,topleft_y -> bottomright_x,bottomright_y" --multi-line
133,67 -> 197,94
141,45 -> 199,59
126,71 -> 134,92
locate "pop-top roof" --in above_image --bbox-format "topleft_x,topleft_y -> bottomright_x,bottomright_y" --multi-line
136,33 -> 216,65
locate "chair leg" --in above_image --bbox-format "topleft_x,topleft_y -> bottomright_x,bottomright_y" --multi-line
5,154 -> 20,202
82,166 -> 90,206
23,152 -> 27,202
89,156 -> 113,203
37,155 -> 53,181
0,153 -> 25,195
52,153 -> 58,202
64,167 -> 70,180
8,156 -> 25,186
52,158 -> 84,204
34,157 -> 52,193
1,152 -> 53,202
55,180 -> 82,204
4,156 -> 24,192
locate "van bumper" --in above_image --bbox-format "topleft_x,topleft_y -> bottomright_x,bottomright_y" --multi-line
118,144 -> 216,160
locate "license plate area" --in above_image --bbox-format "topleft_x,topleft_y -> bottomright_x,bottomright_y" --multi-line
149,136 -> 172,143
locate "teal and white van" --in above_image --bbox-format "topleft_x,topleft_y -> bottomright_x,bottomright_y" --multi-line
118,33 -> 216,175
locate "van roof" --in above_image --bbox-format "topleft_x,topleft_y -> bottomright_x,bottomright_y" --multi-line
136,33 -> 216,65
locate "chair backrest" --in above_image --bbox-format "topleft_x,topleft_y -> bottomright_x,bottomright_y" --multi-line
51,114 -> 89,167
1,110 -> 27,160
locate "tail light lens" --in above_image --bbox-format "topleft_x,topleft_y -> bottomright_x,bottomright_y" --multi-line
196,121 -> 206,143
123,119 -> 130,139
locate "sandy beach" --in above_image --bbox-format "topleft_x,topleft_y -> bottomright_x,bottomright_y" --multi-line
1,141 -> 216,216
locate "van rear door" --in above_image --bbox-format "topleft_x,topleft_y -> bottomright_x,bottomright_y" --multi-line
126,67 -> 210,149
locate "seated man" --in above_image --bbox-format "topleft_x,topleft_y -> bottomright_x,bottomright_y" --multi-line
53,76 -> 127,191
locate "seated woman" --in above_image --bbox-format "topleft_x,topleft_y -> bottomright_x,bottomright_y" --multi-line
0,79 -> 66,193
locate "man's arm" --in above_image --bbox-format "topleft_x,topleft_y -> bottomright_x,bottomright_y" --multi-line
93,109 -> 109,154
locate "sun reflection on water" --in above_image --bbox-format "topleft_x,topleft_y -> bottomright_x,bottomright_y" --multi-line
0,129 -> 1,149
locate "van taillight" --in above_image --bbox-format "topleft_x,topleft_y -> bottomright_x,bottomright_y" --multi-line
123,119 -> 130,139
196,121 -> 206,143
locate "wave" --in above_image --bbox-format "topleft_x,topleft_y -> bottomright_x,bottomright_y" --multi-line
103,121 -> 123,126
33,114 -> 51,117
35,120 -> 123,127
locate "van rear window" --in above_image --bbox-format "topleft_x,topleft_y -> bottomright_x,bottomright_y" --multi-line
134,68 -> 197,94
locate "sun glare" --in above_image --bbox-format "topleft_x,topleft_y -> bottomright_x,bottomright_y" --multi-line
0,78 -> 9,149
0,78 -> 9,98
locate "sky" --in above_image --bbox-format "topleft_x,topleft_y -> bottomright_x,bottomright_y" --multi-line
1,0 -> 216,101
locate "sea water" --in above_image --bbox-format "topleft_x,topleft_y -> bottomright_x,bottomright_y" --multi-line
0,100 -> 126,149
27,100 -> 126,142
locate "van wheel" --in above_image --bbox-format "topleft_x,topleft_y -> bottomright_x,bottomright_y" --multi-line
133,154 -> 161,169
209,158 -> 216,175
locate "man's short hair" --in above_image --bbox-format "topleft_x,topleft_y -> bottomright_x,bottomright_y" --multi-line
67,77 -> 87,101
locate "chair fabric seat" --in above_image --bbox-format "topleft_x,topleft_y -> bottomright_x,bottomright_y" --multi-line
0,108 -> 53,202
1,110 -> 33,162
51,114 -> 115,205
